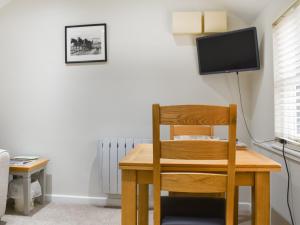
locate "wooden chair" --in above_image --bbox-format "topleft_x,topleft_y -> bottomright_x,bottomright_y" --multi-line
153,104 -> 237,225
170,125 -> 214,140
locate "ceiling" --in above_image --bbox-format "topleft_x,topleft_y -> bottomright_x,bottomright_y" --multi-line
219,0 -> 273,23
0,0 -> 272,23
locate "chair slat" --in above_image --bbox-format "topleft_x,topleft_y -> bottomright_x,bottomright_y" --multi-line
161,173 -> 227,193
161,140 -> 228,160
171,125 -> 213,138
160,105 -> 229,125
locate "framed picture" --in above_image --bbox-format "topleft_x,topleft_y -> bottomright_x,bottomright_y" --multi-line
65,23 -> 107,63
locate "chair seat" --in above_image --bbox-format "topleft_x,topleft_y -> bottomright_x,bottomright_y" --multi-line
162,216 -> 225,225
161,196 -> 225,225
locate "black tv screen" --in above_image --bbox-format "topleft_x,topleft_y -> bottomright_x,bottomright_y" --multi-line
196,27 -> 260,75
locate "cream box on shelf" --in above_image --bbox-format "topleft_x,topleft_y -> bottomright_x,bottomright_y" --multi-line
172,10 -> 227,34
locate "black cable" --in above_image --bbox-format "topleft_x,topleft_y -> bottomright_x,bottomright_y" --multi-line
236,72 -> 275,144
281,140 -> 295,225
236,73 -> 296,225
235,72 -> 296,224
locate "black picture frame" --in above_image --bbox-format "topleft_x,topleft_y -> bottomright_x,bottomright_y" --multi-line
65,23 -> 107,64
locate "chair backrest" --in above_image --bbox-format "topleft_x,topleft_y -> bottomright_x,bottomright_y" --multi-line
152,104 -> 237,225
170,125 -> 214,140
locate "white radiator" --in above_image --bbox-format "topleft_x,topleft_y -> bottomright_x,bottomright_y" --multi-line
98,138 -> 152,194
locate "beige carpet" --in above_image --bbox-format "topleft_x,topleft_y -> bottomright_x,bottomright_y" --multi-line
2,203 -> 123,225
0,203 -> 251,225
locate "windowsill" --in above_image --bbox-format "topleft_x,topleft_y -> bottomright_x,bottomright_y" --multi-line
253,142 -> 300,163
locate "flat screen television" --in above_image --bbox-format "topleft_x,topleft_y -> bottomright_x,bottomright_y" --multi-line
196,27 -> 260,75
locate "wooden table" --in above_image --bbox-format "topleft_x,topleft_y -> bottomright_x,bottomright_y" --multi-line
10,159 -> 49,215
119,144 -> 281,225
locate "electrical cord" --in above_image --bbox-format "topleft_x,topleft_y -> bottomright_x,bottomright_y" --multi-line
236,73 -> 296,225
280,139 -> 296,225
236,72 -> 275,144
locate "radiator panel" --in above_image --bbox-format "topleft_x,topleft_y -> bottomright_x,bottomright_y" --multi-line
99,138 -> 151,194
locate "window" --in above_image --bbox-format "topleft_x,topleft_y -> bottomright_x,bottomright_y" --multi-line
273,1 -> 300,144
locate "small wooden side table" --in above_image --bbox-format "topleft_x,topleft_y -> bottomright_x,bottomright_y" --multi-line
9,159 -> 49,215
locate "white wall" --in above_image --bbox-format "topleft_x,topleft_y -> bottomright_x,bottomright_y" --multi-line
251,1 -> 300,224
0,0 -> 251,199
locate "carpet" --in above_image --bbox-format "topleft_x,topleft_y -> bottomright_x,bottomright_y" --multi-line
0,202 -> 251,225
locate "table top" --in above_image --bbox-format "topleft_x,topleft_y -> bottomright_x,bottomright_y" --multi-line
119,144 -> 281,172
10,159 -> 49,173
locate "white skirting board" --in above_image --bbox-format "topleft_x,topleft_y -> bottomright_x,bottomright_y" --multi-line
46,194 -> 121,207
47,194 -> 252,214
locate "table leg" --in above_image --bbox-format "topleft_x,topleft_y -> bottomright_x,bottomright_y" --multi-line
37,169 -> 46,204
254,172 -> 270,225
23,173 -> 31,216
122,170 -> 137,225
138,184 -> 149,225
234,186 -> 239,225
252,186 -> 255,225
